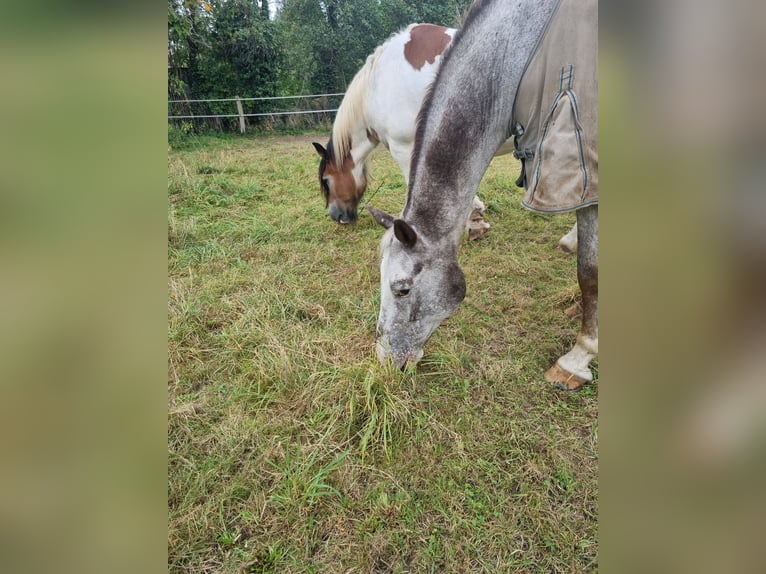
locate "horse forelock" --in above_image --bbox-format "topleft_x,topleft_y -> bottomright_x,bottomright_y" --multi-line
378,226 -> 393,259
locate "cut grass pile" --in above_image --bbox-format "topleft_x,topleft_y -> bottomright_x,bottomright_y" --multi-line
168,131 -> 597,573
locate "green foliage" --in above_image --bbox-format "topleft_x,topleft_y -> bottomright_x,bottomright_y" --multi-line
199,0 -> 280,101
267,445 -> 349,512
169,0 -> 279,103
275,0 -> 473,94
168,0 -> 476,130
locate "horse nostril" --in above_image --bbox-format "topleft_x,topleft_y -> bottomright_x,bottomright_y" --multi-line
329,204 -> 354,224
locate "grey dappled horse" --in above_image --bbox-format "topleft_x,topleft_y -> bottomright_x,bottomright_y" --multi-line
368,0 -> 598,389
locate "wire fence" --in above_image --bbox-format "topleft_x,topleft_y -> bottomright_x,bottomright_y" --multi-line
168,93 -> 345,133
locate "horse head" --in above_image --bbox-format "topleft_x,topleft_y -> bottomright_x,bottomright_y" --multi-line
367,205 -> 466,369
313,141 -> 366,224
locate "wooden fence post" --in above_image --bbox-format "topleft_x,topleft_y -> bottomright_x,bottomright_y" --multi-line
235,96 -> 246,134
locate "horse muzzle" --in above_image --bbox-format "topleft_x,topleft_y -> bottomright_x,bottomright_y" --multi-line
329,203 -> 358,224
376,337 -> 424,371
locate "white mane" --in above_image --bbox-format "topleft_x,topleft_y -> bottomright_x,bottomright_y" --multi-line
331,39 -> 390,161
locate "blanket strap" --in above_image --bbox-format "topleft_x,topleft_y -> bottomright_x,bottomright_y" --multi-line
513,122 -> 535,188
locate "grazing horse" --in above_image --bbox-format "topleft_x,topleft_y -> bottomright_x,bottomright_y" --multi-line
368,0 -> 598,389
312,23 -> 498,238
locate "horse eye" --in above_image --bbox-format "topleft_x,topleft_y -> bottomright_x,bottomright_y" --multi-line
393,288 -> 410,298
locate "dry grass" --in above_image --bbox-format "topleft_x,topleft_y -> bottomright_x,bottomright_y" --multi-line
168,131 -> 597,573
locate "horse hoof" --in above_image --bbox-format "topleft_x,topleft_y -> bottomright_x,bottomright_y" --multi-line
468,225 -> 489,241
467,215 -> 490,241
563,302 -> 582,320
544,364 -> 589,391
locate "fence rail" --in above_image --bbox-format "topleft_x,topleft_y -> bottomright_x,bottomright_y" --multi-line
168,92 -> 344,133
167,109 -> 340,120
168,93 -> 344,104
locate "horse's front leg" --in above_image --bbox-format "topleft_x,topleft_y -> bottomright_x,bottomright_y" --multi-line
545,205 -> 598,390
467,195 -> 490,240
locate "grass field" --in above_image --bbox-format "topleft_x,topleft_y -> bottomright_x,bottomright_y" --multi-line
168,131 -> 597,573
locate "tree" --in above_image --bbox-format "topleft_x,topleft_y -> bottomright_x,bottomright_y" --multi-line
274,0 -> 473,95
168,0 -> 477,131
168,0 -> 212,98
197,0 -> 280,100
168,0 -> 280,101
275,0 -> 386,94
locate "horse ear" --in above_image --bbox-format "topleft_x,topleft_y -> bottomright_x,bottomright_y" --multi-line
393,219 -> 417,249
312,142 -> 327,158
366,205 -> 394,229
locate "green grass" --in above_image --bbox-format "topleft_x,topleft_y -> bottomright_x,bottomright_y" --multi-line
168,131 -> 597,573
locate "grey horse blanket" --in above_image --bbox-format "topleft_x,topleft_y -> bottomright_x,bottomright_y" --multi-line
512,0 -> 598,214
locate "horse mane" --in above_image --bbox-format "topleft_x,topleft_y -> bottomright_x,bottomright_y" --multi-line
408,0 -> 492,204
331,31 -> 401,162
456,0 -> 485,28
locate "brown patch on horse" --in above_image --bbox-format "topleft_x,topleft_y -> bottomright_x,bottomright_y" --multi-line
564,302 -> 582,320
366,128 -> 380,146
404,25 -> 452,71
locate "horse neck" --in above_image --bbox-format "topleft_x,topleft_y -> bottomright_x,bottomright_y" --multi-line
403,0 -> 559,246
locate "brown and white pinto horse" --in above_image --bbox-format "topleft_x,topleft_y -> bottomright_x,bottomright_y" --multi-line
312,23 -> 495,238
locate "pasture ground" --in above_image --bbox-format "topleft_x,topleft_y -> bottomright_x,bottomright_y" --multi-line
168,131 -> 597,573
